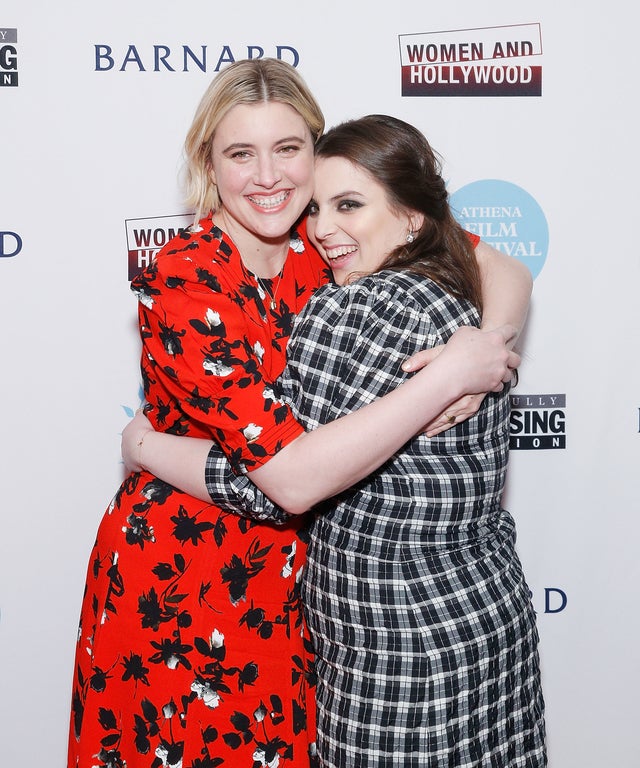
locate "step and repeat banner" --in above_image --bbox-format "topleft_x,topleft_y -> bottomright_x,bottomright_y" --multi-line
1,2 -> 638,765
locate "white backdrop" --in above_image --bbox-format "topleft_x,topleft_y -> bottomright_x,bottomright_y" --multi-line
1,2 -> 639,765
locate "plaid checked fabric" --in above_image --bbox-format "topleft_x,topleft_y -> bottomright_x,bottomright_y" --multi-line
277,270 -> 546,767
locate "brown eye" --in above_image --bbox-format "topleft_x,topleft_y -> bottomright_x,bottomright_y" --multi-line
338,200 -> 362,212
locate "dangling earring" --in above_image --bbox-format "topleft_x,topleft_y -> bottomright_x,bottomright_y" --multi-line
406,231 -> 415,243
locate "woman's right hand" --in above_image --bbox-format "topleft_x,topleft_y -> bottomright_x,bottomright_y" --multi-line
121,409 -> 155,472
433,324 -> 520,396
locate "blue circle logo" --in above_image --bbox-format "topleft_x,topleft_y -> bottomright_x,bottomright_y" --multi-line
450,180 -> 549,279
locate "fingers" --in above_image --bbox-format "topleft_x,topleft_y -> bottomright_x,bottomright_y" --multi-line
507,350 -> 521,369
401,346 -> 442,372
424,394 -> 486,436
495,323 -> 518,346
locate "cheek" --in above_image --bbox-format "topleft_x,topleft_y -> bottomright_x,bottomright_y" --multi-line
382,219 -> 409,253
292,151 -> 315,185
212,163 -> 250,197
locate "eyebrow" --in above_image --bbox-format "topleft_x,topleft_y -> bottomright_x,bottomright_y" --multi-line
221,135 -> 309,154
328,190 -> 366,203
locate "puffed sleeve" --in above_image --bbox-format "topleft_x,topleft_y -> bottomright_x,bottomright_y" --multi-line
203,271 -> 479,517
131,246 -> 303,474
278,272 -> 478,431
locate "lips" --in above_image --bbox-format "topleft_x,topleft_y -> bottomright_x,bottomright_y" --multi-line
246,190 -> 290,210
323,244 -> 358,261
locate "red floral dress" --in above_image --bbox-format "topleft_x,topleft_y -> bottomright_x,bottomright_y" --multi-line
68,217 -> 329,768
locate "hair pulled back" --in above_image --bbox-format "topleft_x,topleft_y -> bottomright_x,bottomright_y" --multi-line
314,114 -> 482,310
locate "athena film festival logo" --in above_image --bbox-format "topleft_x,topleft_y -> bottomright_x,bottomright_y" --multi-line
1,27 -> 18,86
126,214 -> 193,280
399,23 -> 542,97
509,394 -> 566,450
450,179 -> 548,279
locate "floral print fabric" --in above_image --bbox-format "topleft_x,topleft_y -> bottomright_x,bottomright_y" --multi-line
68,217 -> 328,768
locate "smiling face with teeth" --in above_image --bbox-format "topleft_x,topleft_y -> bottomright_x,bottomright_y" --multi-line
209,101 -> 315,277
307,156 -> 419,286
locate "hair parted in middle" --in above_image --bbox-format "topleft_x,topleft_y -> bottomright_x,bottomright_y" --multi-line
183,58 -> 325,224
314,114 -> 483,311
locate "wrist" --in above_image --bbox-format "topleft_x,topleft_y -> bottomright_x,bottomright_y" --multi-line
410,359 -> 461,414
136,429 -> 152,471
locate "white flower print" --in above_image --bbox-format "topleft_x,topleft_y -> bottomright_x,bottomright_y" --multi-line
253,340 -> 265,365
205,308 -> 222,328
263,386 -> 286,406
254,703 -> 268,722
290,236 -> 304,253
155,743 -> 183,768
242,423 -> 263,443
133,287 -> 154,309
253,747 -> 281,768
163,701 -> 177,719
281,540 -> 297,579
190,679 -> 221,709
202,358 -> 234,376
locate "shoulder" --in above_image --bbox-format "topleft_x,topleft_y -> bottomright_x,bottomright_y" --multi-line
304,270 -> 447,318
130,218 -> 236,302
300,270 -> 479,336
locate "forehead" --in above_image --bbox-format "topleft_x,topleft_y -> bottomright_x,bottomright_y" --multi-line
313,156 -> 382,197
214,101 -> 311,146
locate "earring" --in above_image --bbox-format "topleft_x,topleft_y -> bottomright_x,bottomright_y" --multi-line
406,232 -> 415,243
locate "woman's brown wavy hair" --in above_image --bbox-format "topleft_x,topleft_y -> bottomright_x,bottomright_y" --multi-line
314,114 -> 482,311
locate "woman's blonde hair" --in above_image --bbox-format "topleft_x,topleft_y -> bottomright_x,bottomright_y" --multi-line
183,58 -> 325,224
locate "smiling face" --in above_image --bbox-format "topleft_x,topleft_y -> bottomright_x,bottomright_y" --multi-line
209,101 -> 315,269
306,156 -> 418,285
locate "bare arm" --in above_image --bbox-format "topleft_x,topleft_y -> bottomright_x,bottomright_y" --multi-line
124,325 -> 518,514
474,240 -> 532,339
123,422 -> 287,522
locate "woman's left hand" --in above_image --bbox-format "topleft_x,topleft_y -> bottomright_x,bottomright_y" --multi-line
401,325 -> 518,435
423,393 -> 486,436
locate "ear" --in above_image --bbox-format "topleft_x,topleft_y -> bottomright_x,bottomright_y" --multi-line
408,211 -> 425,234
208,165 -> 217,186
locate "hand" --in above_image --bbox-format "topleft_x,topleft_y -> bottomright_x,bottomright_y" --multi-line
436,325 -> 520,396
424,393 -> 486,436
121,409 -> 155,472
401,345 -> 443,373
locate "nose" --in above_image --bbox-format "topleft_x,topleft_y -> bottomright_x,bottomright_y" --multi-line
254,152 -> 282,188
309,206 -> 335,242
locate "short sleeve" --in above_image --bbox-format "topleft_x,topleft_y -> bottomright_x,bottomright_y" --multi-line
277,272 -> 477,432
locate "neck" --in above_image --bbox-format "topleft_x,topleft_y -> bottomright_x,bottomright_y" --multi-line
217,209 -> 289,278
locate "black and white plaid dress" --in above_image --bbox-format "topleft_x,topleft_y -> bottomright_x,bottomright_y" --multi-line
276,270 -> 546,767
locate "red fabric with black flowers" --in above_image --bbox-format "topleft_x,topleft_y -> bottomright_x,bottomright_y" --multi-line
67,217 -> 328,768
